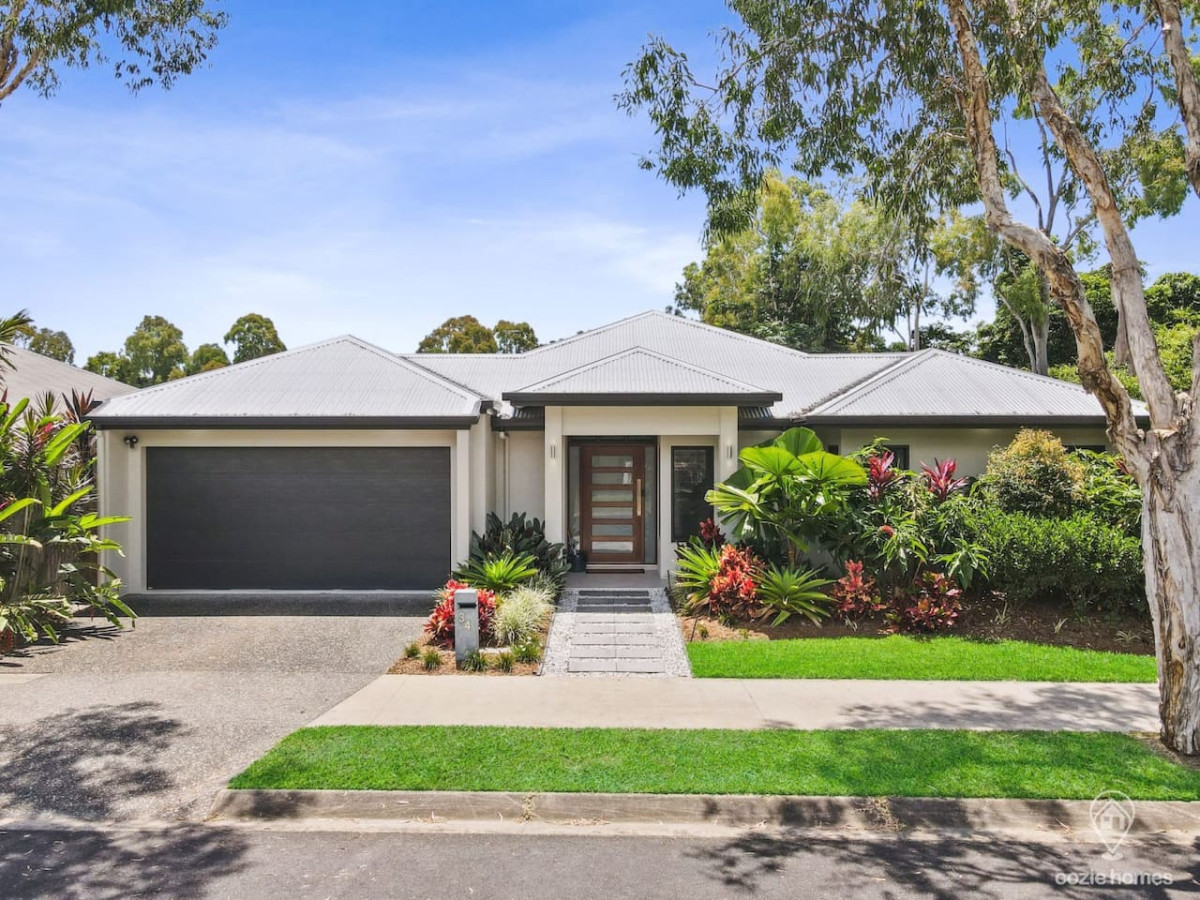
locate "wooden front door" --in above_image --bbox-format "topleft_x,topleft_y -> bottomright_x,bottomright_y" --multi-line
580,444 -> 647,564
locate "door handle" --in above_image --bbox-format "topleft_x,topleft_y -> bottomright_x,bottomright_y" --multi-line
636,478 -> 642,517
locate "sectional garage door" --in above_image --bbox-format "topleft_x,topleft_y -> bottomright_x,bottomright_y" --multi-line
146,446 -> 451,590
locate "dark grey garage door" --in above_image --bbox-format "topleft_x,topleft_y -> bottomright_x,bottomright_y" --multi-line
146,446 -> 451,590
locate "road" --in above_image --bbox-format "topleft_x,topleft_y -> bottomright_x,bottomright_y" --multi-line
1,824 -> 1196,899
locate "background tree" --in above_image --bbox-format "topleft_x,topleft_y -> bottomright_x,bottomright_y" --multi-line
85,315 -> 187,386
417,316 -> 499,354
622,0 -> 1200,753
14,326 -> 74,363
672,172 -> 966,351
82,351 -> 128,383
0,1 -> 228,104
187,342 -> 230,374
493,319 -> 539,353
223,313 -> 285,363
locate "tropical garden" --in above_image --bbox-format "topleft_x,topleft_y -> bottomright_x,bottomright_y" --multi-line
0,316 -> 134,653
675,426 -> 1154,683
394,512 -> 568,675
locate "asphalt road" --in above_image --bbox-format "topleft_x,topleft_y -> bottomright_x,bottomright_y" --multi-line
1,826 -> 1196,899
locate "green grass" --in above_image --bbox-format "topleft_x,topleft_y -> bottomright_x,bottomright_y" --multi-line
228,726 -> 1200,800
685,636 -> 1157,682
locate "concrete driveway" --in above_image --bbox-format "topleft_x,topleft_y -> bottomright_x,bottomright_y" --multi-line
0,613 -> 424,822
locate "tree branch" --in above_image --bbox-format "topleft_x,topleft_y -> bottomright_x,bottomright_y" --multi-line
1026,64 -> 1178,428
1156,0 -> 1200,197
945,0 -> 1143,457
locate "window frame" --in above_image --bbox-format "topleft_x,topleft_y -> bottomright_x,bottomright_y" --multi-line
670,445 -> 715,543
884,444 -> 910,470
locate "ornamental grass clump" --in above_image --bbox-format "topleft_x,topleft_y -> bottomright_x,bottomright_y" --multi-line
492,585 -> 553,647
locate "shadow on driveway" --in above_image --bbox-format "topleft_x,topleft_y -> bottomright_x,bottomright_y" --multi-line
0,702 -> 185,821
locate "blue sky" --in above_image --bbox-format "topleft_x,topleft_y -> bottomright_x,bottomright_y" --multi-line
3,0 -> 1199,362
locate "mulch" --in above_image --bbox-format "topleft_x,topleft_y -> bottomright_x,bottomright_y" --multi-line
677,591 -> 1154,655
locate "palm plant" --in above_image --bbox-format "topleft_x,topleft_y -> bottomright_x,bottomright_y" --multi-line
452,550 -> 539,593
707,427 -> 867,565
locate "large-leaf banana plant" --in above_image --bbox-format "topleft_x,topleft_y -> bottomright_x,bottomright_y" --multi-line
706,427 -> 866,563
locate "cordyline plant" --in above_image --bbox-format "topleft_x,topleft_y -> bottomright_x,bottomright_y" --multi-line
921,459 -> 970,502
622,0 -> 1200,754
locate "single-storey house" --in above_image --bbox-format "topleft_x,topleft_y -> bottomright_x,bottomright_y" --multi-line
89,311 -> 1117,593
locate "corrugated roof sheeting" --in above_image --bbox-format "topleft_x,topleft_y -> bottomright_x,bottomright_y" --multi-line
2,346 -> 134,403
810,350 -> 1110,418
90,336 -> 481,421
510,348 -> 777,396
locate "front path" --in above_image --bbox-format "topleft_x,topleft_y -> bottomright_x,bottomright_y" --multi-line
312,674 -> 1159,731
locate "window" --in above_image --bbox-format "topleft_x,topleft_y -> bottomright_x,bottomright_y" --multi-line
671,446 -> 714,543
883,444 -> 910,470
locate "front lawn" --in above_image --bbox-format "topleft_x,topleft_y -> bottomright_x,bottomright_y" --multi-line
229,726 -> 1199,800
685,635 -> 1157,682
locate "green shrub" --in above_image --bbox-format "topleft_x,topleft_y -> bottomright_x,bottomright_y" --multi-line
1075,450 -> 1141,535
969,507 -> 1145,614
470,512 -> 569,587
403,641 -> 421,659
460,649 -> 488,672
492,585 -> 553,646
979,430 -> 1084,518
757,564 -> 832,626
421,648 -> 442,670
452,551 -> 539,593
513,638 -> 542,664
495,650 -> 516,673
524,570 -> 564,603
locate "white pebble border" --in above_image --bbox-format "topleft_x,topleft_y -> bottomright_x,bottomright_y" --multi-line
540,587 -> 692,678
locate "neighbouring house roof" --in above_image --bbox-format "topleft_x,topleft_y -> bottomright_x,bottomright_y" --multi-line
89,310 -> 1123,429
502,348 -> 782,406
1,346 -> 135,405
88,336 -> 483,429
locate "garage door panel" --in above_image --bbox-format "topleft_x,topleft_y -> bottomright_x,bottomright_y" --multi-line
146,446 -> 451,590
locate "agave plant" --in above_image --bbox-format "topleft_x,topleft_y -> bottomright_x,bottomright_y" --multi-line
452,550 -> 539,593
756,564 -> 832,626
707,427 -> 867,564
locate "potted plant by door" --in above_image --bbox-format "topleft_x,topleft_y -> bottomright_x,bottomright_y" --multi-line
567,536 -> 588,573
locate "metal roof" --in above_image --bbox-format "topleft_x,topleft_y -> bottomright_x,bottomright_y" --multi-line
1,346 -> 134,405
89,336 -> 482,428
805,350 -> 1118,423
503,348 -> 782,406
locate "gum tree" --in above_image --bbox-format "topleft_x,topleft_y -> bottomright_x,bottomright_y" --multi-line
622,0 -> 1200,752
0,1 -> 227,104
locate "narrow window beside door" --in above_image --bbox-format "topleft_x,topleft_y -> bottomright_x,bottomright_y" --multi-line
671,446 -> 714,543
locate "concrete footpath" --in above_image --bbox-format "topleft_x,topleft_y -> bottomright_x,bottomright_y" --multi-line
311,675 -> 1159,732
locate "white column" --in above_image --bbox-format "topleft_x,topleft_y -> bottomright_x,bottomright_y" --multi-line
453,428 -> 472,565
543,407 -> 565,545
718,406 -> 740,481
124,432 -> 146,593
468,416 -> 492,536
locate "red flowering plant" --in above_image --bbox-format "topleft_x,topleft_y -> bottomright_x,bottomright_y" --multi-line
921,458 -> 968,502
866,450 -> 900,501
425,579 -> 497,648
885,571 -> 963,633
675,540 -> 763,620
698,518 -> 724,549
830,560 -> 886,620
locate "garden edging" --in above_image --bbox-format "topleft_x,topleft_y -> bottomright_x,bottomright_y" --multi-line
208,788 -> 1200,840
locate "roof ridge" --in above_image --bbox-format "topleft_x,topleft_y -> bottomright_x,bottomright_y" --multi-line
94,335 -> 483,410
521,310 -> 663,357
802,353 -> 923,415
513,346 -> 774,393
919,348 -> 1096,394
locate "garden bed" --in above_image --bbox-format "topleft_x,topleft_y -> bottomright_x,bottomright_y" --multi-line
678,592 -> 1154,656
386,634 -> 544,677
230,726 -> 1200,800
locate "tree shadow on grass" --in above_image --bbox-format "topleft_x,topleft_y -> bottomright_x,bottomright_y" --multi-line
0,702 -> 186,821
0,824 -> 250,900
687,829 -> 1200,898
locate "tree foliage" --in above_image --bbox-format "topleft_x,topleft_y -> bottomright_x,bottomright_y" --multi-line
187,342 -> 229,374
0,0 -> 229,104
417,316 -> 539,354
223,313 -> 285,363
672,172 -> 965,351
15,326 -> 74,363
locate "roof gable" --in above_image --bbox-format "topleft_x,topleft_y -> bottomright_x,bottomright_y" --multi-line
503,348 -> 782,405
89,335 -> 482,427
